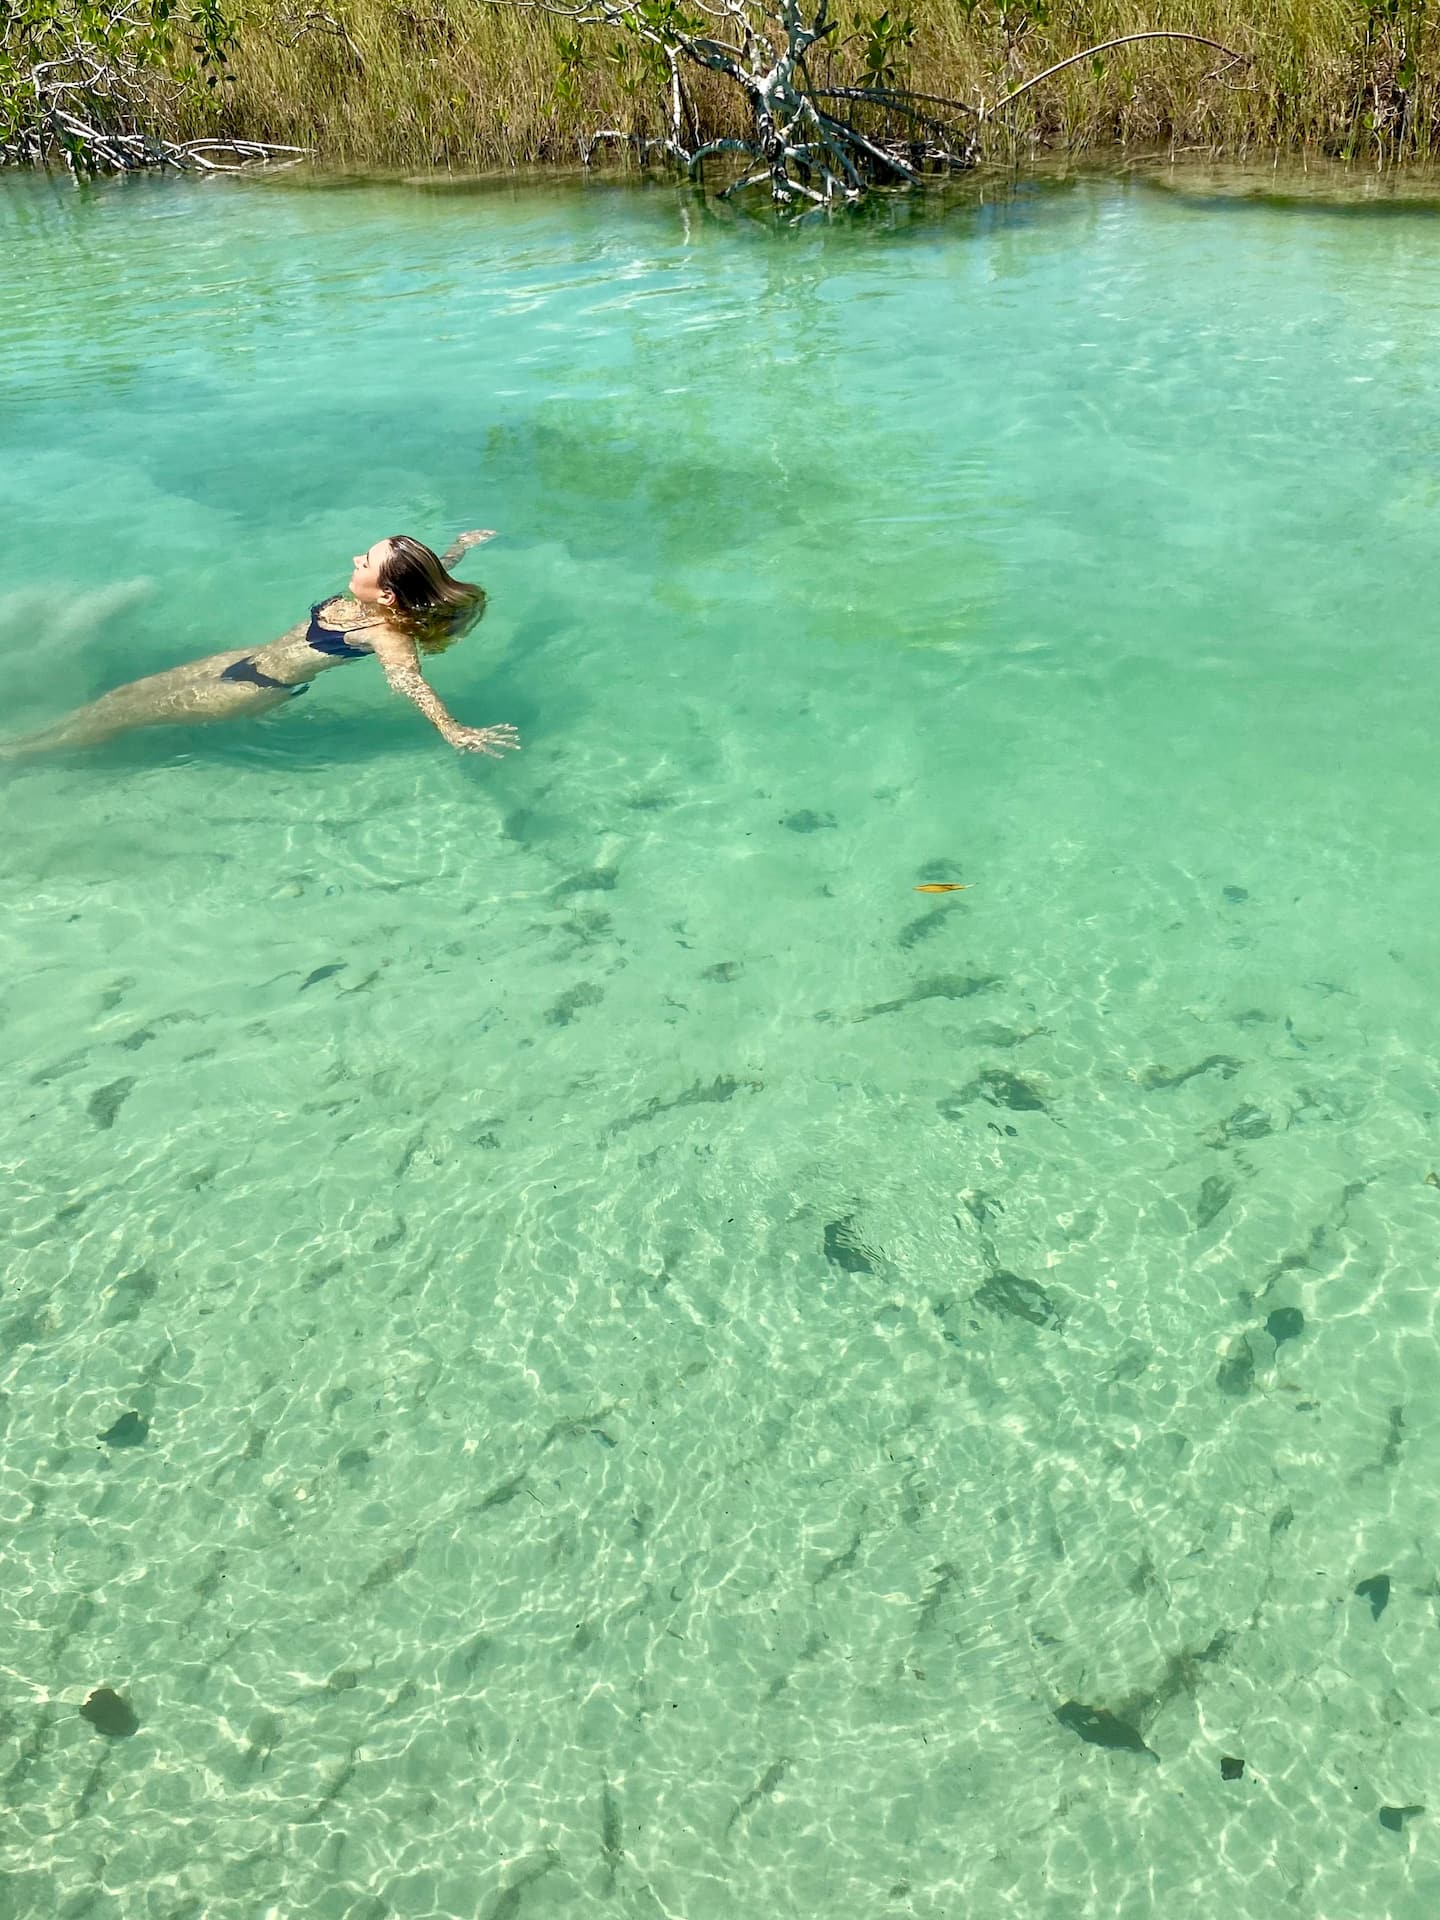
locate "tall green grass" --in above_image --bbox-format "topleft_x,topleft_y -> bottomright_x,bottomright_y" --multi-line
170,1 -> 1440,171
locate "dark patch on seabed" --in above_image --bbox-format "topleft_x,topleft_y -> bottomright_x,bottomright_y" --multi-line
1215,1334 -> 1258,1397
910,1562 -> 960,1633
898,903 -> 957,949
31,1047 -> 88,1086
87,1077 -> 135,1129
554,866 -> 618,899
302,1744 -> 361,1823
973,1268 -> 1062,1329
1056,1623 -> 1241,1767
80,1689 -> 138,1738
483,1849 -> 561,1920
1354,1573 -> 1390,1620
242,1712 -> 283,1772
726,1759 -> 790,1834
812,1526 -> 864,1590
1265,1305 -> 1304,1348
840,972 -> 1001,1022
1217,1279 -> 1317,1393
99,1410 -> 149,1448
1380,1804 -> 1424,1832
600,1775 -> 624,1891
1194,1173 -> 1233,1229
954,1217 -> 1063,1329
1211,1103 -> 1272,1145
545,981 -> 604,1026
74,1755 -> 109,1819
1055,1702 -> 1158,1762
356,1543 -> 418,1597
105,1262 -> 160,1326
823,1215 -> 880,1274
938,1067 -> 1048,1117
1,1297 -> 53,1344
475,1473 -> 529,1513
99,976 -> 134,1012
1139,1054 -> 1242,1091
606,1073 -> 761,1138
968,1021 -> 1045,1049
1252,1178 -> 1371,1301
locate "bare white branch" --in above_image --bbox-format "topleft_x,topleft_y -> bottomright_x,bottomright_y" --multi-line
987,32 -> 1249,117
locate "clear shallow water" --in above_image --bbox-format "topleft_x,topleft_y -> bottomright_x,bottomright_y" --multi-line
2,161 -> 1440,1918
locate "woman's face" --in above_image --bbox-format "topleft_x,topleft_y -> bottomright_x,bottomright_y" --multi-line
349,540 -> 394,603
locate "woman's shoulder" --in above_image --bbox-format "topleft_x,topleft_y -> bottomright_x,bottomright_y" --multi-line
366,617 -> 418,662
314,594 -> 366,625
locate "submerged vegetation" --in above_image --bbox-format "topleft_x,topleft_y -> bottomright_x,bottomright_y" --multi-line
3,0 -> 1440,182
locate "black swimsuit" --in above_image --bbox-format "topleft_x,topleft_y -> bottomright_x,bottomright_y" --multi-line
219,656 -> 293,692
219,599 -> 370,695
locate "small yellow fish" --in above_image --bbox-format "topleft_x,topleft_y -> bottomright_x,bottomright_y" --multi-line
914,882 -> 970,893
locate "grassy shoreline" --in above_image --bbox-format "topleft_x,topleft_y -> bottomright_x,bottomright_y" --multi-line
165,2 -> 1439,174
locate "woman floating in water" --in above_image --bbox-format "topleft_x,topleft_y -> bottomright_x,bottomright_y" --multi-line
2,531 -> 520,759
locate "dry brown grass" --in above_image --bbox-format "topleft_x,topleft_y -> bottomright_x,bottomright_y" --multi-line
166,1 -> 1440,171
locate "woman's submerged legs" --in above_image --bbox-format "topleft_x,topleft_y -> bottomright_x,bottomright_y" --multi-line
0,652 -> 299,757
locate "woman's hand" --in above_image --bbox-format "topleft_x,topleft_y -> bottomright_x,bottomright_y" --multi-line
453,529 -> 497,551
443,721 -> 520,757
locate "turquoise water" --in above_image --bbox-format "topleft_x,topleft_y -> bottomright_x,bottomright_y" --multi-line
3,159 -> 1440,1917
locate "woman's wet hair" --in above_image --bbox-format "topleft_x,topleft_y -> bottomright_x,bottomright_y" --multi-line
378,535 -> 486,653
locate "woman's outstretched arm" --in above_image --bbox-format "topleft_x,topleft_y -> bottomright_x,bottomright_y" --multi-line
369,629 -> 519,757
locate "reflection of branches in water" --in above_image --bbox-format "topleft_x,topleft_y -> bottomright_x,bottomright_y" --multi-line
486,0 -> 1246,213
691,166 -> 1026,237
